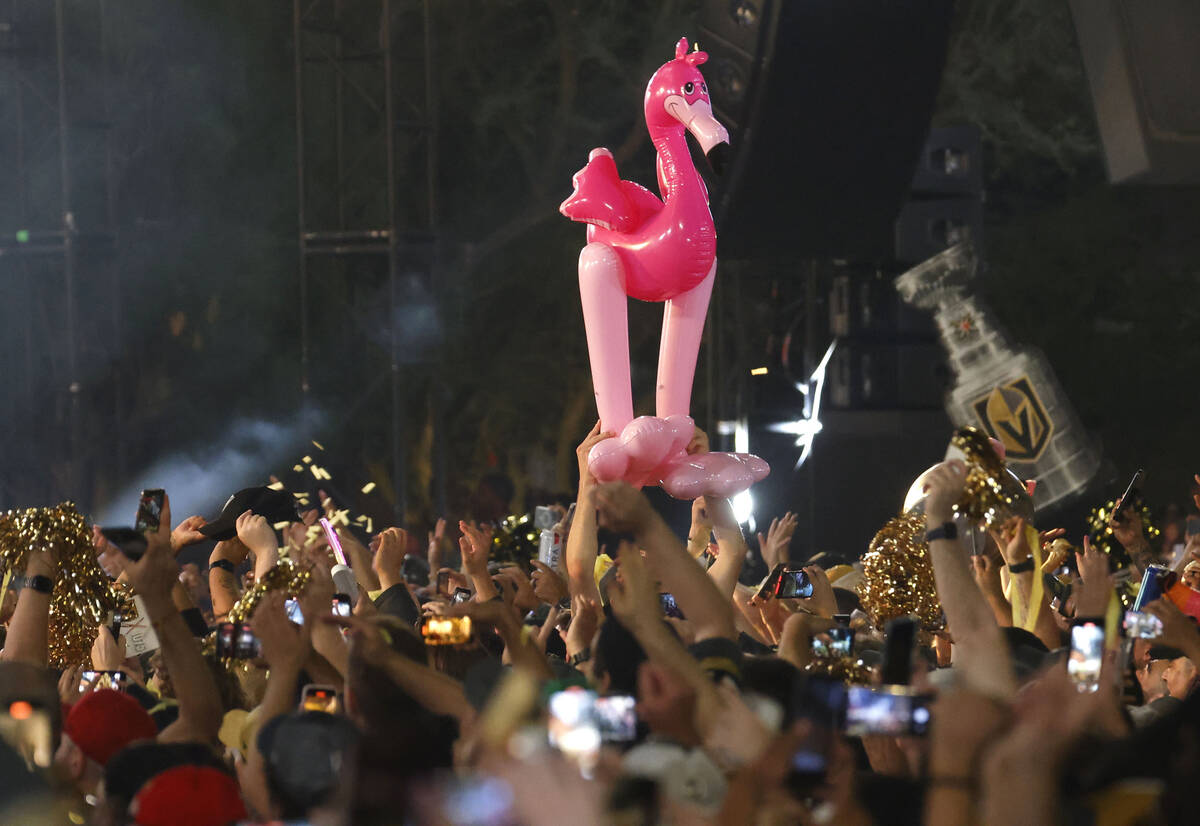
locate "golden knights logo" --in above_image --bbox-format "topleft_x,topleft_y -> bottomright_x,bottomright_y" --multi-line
971,377 -> 1053,462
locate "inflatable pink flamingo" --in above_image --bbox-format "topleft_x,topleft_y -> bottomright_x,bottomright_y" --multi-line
560,37 -> 768,499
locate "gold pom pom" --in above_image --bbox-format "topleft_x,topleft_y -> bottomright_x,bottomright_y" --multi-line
857,513 -> 943,632
226,551 -> 312,625
0,503 -> 118,667
949,427 -> 1033,528
804,655 -> 872,684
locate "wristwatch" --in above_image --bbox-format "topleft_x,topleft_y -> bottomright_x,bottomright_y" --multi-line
1007,558 -> 1035,573
568,647 -> 591,667
16,574 -> 53,594
925,522 -> 958,543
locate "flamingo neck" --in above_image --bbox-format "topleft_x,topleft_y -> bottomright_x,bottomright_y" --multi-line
652,127 -> 701,202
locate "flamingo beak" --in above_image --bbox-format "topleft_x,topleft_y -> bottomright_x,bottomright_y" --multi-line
666,96 -> 730,175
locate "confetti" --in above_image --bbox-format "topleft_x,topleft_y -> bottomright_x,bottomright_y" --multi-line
272,521 -> 291,531
292,464 -> 303,473
312,440 -> 325,451
267,481 -> 284,491
361,482 -> 376,494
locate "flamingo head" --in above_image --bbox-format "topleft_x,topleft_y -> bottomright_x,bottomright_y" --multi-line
645,38 -> 730,174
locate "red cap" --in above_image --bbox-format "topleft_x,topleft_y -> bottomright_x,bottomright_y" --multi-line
132,765 -> 248,826
63,689 -> 158,766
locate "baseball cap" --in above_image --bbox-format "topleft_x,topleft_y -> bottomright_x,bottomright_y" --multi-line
63,689 -> 157,767
104,741 -> 227,812
257,711 -> 361,817
198,487 -> 300,541
131,765 -> 246,826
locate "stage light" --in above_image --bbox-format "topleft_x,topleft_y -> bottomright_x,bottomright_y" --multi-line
767,340 -> 836,468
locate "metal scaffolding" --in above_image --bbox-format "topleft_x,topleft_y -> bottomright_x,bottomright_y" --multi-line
293,0 -> 440,525
0,0 -> 118,510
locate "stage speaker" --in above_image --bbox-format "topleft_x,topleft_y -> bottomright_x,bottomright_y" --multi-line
1068,0 -> 1200,184
696,0 -> 955,260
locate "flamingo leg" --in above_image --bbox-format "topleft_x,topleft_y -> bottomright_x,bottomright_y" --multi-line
579,242 -> 634,433
656,260 -> 716,418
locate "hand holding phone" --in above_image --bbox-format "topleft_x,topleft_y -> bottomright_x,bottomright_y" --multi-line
421,616 -> 472,646
79,670 -> 128,693
300,684 -> 342,714
775,568 -> 814,599
135,489 -> 165,533
216,622 -> 261,659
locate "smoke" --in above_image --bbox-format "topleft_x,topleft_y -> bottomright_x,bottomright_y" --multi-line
95,406 -> 325,526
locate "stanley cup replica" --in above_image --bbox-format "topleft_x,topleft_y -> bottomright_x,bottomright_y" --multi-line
896,243 -> 1101,510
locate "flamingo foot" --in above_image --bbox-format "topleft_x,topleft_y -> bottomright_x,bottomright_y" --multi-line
587,415 -> 770,498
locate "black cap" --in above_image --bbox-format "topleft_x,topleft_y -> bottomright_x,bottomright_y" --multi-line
198,486 -> 300,541
257,711 -> 361,816
1148,645 -> 1186,661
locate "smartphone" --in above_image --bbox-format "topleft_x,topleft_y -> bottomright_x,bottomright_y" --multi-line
216,622 -> 261,659
285,598 -> 304,625
881,616 -> 918,686
788,677 -> 847,793
1133,565 -> 1172,611
1122,610 -> 1163,639
756,563 -> 786,601
300,684 -> 341,714
99,527 -> 149,562
319,517 -> 348,567
844,686 -> 932,737
775,568 -> 814,599
333,594 -> 352,618
833,613 -> 851,626
135,489 -> 165,533
1113,469 -> 1144,522
658,593 -> 685,620
594,694 -> 638,743
810,626 -> 854,658
109,610 -> 123,640
0,701 -> 54,768
79,670 -> 127,693
547,688 -> 602,768
437,569 -> 453,597
1068,622 -> 1105,693
451,588 -> 472,605
421,616 -> 472,646
698,550 -> 716,571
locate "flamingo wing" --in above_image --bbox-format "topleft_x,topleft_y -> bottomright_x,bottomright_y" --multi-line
559,149 -> 639,233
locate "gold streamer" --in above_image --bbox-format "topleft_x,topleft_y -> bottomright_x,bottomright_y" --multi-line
857,514 -> 944,632
0,503 -> 118,667
225,552 -> 311,625
804,655 -> 872,685
948,427 -> 1033,529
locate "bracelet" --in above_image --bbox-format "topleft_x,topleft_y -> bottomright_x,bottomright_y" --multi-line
210,559 -> 236,574
17,574 -> 54,594
1007,558 -> 1034,574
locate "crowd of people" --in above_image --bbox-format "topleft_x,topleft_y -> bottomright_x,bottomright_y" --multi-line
1,421 -> 1199,825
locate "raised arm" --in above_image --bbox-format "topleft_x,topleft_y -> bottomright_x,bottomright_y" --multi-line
121,494 -> 224,744
236,511 -> 281,582
702,497 -> 748,603
1,536 -> 59,666
208,538 -> 248,621
565,423 -> 611,604
458,522 -> 500,602
593,482 -> 736,642
923,461 -> 1016,700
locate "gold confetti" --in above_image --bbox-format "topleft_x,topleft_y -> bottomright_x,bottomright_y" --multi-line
361,482 -> 376,495
331,509 -> 351,527
312,440 -> 325,451
272,521 -> 291,531
292,464 -> 303,473
267,481 -> 284,491
302,455 -> 312,465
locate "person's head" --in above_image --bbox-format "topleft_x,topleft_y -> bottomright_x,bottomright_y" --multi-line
593,616 -> 647,697
1137,658 -> 1171,702
1182,561 -> 1200,591
58,690 -> 158,796
1164,655 -> 1198,700
129,764 -> 246,826
255,711 -> 360,821
100,741 -> 227,822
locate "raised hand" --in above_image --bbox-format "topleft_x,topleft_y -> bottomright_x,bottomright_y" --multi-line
251,592 -> 310,671
458,521 -> 493,575
923,460 -> 966,527
493,567 -> 539,612
686,425 -> 709,456
235,511 -> 279,558
798,564 -> 837,618
1143,598 -> 1200,656
372,527 -> 408,591
91,624 -> 127,671
756,512 -> 797,570
576,421 -> 616,489
531,560 -> 568,606
591,482 -> 656,536
565,594 -> 601,659
606,549 -> 658,632
170,515 -> 208,555
1074,535 -> 1114,618
93,525 -> 126,579
118,494 -> 179,612
323,613 -> 391,664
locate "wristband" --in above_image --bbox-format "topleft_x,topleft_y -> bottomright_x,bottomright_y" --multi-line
1007,558 -> 1035,573
925,522 -> 958,543
568,647 -> 591,667
210,559 -> 236,574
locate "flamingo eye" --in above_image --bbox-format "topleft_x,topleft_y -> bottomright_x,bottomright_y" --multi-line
683,81 -> 695,95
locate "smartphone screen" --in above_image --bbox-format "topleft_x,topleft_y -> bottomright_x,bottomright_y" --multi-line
775,569 -> 814,599
135,489 -> 165,533
421,616 -> 472,646
844,686 -> 931,737
100,527 -> 149,562
1134,565 -> 1171,611
811,626 -> 854,658
1068,622 -> 1105,693
285,598 -> 304,625
1122,610 -> 1163,639
300,684 -> 341,714
217,622 -> 260,660
79,670 -> 127,693
547,689 -> 601,768
658,593 -> 685,619
451,588 -> 472,605
881,616 -> 918,687
333,595 -> 352,617
109,610 -> 123,640
756,563 -> 786,601
594,695 -> 637,743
